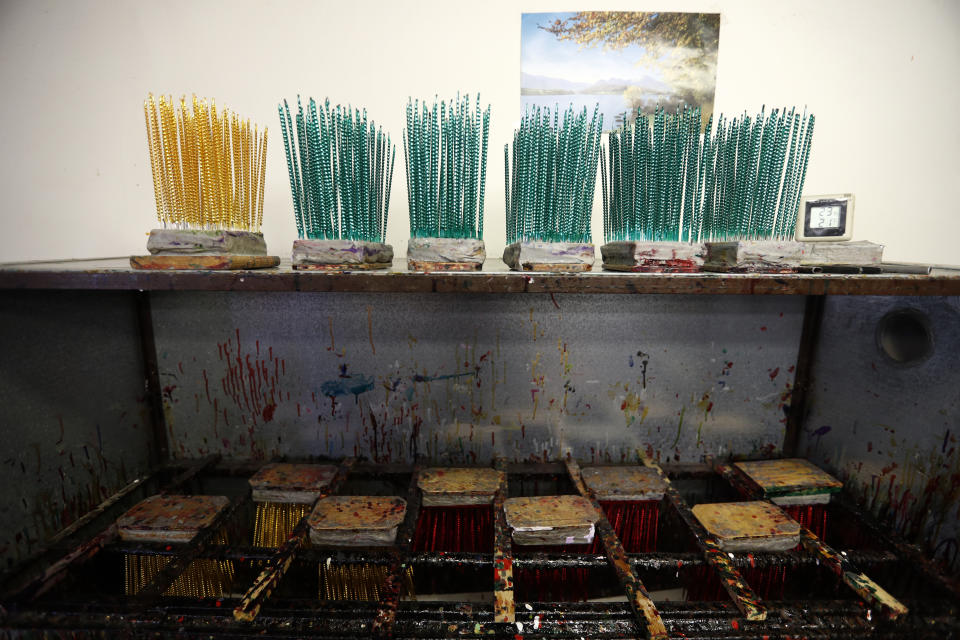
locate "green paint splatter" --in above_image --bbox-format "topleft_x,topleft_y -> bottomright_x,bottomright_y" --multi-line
672,405 -> 686,447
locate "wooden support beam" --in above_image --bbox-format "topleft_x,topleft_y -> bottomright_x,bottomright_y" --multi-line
370,464 -> 423,638
638,455 -> 768,621
492,457 -> 515,624
565,458 -> 668,639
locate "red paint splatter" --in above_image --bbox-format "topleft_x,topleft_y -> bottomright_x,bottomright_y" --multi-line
262,404 -> 276,422
760,326 -> 767,332
769,367 -> 780,380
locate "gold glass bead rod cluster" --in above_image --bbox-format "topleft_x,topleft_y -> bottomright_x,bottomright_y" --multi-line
144,93 -> 267,231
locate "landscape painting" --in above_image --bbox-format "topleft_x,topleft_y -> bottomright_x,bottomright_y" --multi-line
521,11 -> 720,129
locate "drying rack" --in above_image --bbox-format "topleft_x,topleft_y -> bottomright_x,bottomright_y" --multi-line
2,456 -> 958,639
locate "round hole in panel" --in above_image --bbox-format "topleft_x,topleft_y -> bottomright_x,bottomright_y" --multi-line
876,308 -> 934,365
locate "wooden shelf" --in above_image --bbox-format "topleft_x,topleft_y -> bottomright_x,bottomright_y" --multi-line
2,257 -> 959,295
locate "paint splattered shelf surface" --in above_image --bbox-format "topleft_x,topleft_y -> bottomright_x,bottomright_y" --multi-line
2,258 -> 960,295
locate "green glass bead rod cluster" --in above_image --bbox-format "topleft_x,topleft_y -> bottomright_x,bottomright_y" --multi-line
505,104 -> 603,244
701,106 -> 815,242
601,105 -> 815,244
278,97 -> 396,242
601,105 -> 704,243
404,94 -> 491,239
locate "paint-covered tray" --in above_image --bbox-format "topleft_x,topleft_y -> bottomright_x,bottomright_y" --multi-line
735,458 -> 842,505
116,494 -> 229,543
249,463 -> 339,504
581,466 -> 667,501
692,501 -> 800,551
504,495 -> 597,546
418,467 -> 505,506
308,496 -> 407,547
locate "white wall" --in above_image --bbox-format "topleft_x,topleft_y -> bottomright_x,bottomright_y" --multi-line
1,0 -> 958,265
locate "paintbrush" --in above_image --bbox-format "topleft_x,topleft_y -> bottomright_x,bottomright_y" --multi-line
728,458 -> 842,598
117,494 -> 235,598
504,494 -> 598,602
412,467 -> 502,596
308,495 -> 414,601
581,466 -> 666,552
249,463 -> 339,548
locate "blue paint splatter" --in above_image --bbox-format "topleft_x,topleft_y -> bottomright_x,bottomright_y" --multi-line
628,355 -> 634,367
321,374 -> 375,398
812,425 -> 832,437
412,372 -> 475,383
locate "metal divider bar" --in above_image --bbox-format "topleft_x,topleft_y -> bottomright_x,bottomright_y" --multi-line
233,457 -> 356,622
565,458 -> 669,640
638,455 -> 768,621
370,464 -> 423,638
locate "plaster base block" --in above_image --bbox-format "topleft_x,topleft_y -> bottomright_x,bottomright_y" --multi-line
502,241 -> 595,272
130,255 -> 279,270
407,237 -> 485,271
146,229 -> 268,256
801,241 -> 884,266
292,239 -> 393,270
704,240 -> 804,273
601,241 -> 705,273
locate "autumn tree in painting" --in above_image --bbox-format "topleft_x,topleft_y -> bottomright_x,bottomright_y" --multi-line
542,12 -> 719,122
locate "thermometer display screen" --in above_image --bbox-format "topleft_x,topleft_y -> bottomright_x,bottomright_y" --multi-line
810,204 -> 841,229
802,199 -> 848,238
